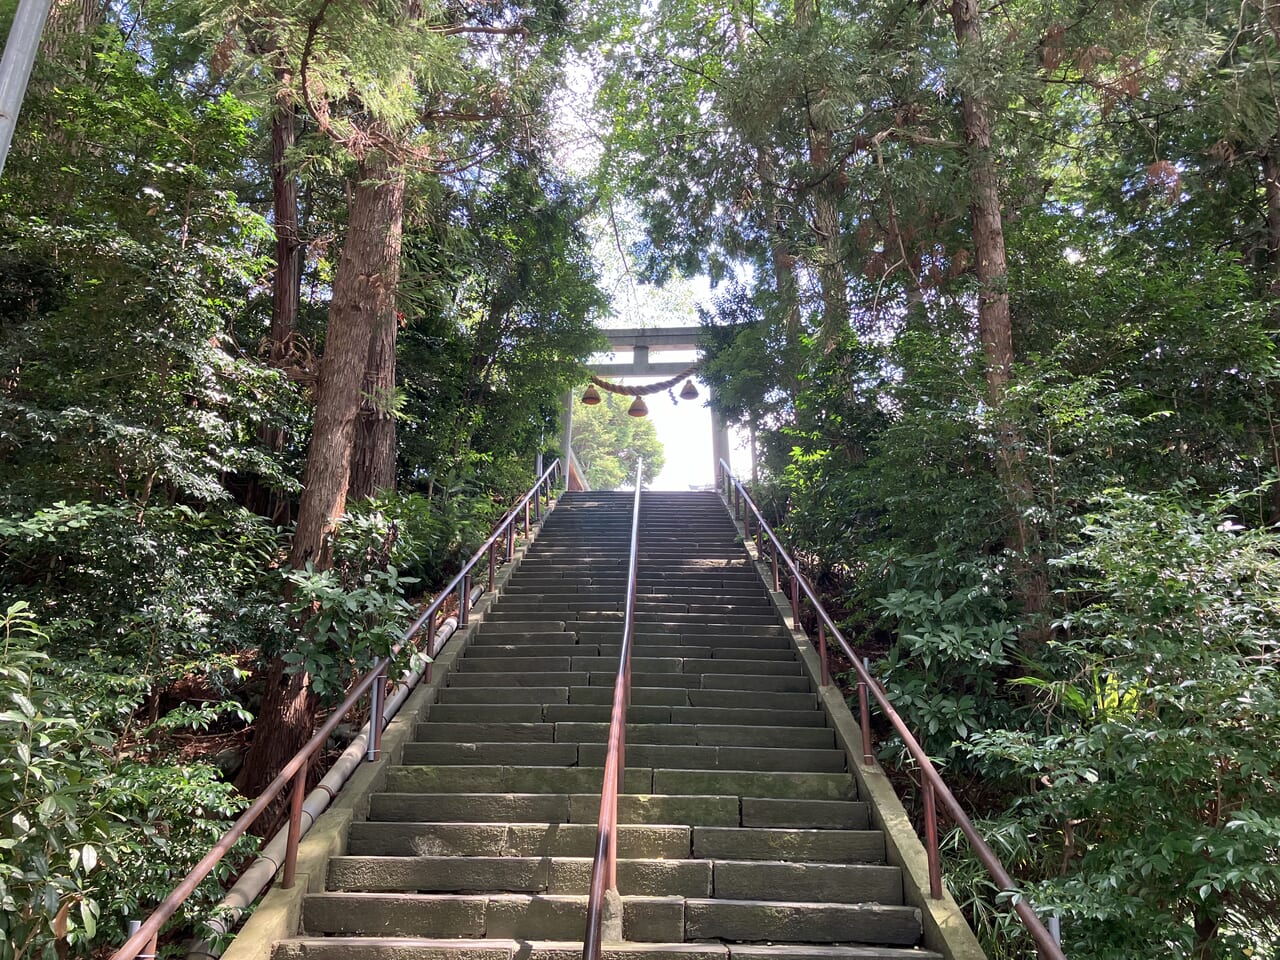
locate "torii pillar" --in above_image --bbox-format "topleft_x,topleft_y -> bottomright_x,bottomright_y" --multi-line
710,397 -> 731,485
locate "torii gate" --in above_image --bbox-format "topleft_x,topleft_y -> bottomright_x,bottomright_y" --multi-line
559,326 -> 731,488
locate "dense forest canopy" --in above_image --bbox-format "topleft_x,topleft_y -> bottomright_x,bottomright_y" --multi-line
1,0 -> 1279,956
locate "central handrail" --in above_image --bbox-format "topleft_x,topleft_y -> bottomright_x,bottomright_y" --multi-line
718,460 -> 1066,960
111,458 -> 564,960
582,459 -> 643,960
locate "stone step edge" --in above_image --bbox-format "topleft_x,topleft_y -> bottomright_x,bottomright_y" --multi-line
273,940 -> 943,960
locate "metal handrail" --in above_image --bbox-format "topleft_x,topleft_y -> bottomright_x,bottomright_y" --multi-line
582,459 -> 643,960
111,459 -> 565,960
718,460 -> 1066,960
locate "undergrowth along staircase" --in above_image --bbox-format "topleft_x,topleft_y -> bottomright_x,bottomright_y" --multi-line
269,490 -> 950,960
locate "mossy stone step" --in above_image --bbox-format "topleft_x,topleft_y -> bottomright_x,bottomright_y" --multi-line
401,740 -> 844,773
691,827 -> 884,863
466,633 -> 792,651
327,855 -> 713,896
383,766 -> 856,801
711,860 -> 902,903
346,821 -> 691,858
301,892 -> 686,941
509,658 -> 802,678
683,899 -> 922,947
459,644 -> 798,661
574,742 -> 846,774
367,793 -> 743,827
384,764 -> 654,795
562,687 -> 817,710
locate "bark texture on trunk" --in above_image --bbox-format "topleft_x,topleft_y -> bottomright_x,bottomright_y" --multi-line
951,0 -> 1013,405
234,655 -> 315,799
270,81 -> 302,370
349,305 -> 399,501
951,0 -> 1047,632
254,78 -> 303,524
288,154 -> 405,571
1264,146 -> 1280,296
239,154 -> 406,796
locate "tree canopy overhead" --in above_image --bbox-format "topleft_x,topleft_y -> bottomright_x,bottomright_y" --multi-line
3,0 -> 1280,955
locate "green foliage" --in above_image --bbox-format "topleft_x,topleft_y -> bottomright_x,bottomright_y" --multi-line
571,393 -> 666,488
398,168 -> 606,488
283,501 -> 419,699
959,490 -> 1280,958
0,603 -> 250,960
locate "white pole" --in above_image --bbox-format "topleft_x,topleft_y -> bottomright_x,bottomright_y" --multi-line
0,0 -> 53,177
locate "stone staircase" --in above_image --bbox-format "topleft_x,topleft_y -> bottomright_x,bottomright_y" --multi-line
273,490 -> 942,960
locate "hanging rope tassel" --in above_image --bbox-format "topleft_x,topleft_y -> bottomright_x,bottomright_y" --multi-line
589,363 -> 701,397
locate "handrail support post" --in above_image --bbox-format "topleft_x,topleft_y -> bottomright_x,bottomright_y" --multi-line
818,621 -> 830,687
366,664 -> 386,762
458,572 -> 471,627
282,759 -> 309,890
923,779 -> 943,900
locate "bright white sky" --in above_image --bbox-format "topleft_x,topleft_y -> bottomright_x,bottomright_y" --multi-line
598,372 -> 750,490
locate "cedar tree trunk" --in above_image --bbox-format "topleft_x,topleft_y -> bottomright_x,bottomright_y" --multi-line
950,0 -> 1047,630
237,154 -> 406,797
348,305 -> 399,501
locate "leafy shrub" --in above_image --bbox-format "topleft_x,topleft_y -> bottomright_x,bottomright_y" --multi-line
0,602 -> 251,959
961,489 -> 1280,958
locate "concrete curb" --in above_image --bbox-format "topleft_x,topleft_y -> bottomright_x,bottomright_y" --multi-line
220,495 -> 560,960
722,499 -> 987,960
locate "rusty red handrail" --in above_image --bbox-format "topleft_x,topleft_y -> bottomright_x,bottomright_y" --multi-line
110,459 -> 564,960
582,459 -> 643,960
718,460 -> 1066,960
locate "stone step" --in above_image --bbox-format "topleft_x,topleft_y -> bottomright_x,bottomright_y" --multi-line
345,821 -> 691,859
277,938 -> 924,960
710,860 -> 902,903
436,687 -> 819,711
690,826 -> 884,863
461,643 -> 798,661
491,601 -> 776,615
684,899 -> 922,947
481,612 -> 782,627
443,673 -> 810,694
366,794 -> 870,829
476,620 -> 786,637
325,856 -> 902,904
500,586 -> 766,598
300,892 -> 687,941
299,893 -> 923,946
327,855 -> 713,896
455,657 -> 802,678
424,703 -> 827,728
400,741 -> 845,773
506,577 -> 762,589
573,743 -> 845,774
384,766 -> 857,801
467,633 -> 792,651
412,722 -> 835,750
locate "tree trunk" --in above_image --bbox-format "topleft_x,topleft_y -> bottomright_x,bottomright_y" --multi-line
950,0 -> 1013,405
1264,145 -> 1280,297
795,0 -> 849,341
253,75 -> 303,524
288,154 -> 405,570
237,155 -> 406,796
269,79 -> 302,371
950,0 -> 1047,632
349,306 -> 399,501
